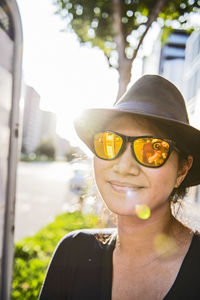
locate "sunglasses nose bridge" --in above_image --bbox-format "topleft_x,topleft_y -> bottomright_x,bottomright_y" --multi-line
126,135 -> 135,144
123,136 -> 133,153
126,136 -> 136,152
121,136 -> 138,163
113,137 -> 141,175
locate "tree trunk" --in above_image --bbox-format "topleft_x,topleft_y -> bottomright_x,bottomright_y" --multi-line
112,0 -> 132,101
116,58 -> 132,101
112,0 -> 168,103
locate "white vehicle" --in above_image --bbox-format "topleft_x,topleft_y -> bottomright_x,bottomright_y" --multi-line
69,162 -> 91,196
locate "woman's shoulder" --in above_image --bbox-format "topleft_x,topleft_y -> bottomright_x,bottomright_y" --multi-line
58,227 -> 117,250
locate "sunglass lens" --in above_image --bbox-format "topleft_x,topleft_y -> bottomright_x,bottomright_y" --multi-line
134,138 -> 170,167
94,132 -> 123,159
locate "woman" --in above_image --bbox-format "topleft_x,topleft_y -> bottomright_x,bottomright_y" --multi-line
39,75 -> 200,300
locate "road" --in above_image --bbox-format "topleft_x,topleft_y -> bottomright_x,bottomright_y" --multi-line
14,161 -> 80,241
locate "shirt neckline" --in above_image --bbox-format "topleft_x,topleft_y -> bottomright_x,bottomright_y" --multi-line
101,232 -> 195,300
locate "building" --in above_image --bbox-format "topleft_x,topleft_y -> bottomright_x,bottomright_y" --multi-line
39,110 -> 57,142
184,31 -> 200,128
159,30 -> 189,92
22,85 -> 41,154
184,31 -> 200,203
22,85 -> 57,154
143,30 -> 189,94
56,136 -> 70,159
21,84 -> 73,159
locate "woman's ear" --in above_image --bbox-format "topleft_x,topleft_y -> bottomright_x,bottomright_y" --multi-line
175,155 -> 193,188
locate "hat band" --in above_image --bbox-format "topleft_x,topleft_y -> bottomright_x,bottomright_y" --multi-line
115,102 -> 189,124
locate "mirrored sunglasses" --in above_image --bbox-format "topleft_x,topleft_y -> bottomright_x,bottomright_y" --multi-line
93,131 -> 178,168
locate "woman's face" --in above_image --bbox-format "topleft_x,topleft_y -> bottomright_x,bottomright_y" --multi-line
93,115 -> 187,217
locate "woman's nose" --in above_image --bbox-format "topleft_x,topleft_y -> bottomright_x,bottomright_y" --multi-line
112,143 -> 140,176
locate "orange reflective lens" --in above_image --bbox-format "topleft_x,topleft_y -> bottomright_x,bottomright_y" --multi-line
133,137 -> 170,167
94,132 -> 123,159
93,132 -> 172,167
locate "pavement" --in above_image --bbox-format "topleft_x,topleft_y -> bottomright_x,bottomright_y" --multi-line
14,161 -> 80,241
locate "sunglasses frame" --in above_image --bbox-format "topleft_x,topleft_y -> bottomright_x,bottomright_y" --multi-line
93,131 -> 178,168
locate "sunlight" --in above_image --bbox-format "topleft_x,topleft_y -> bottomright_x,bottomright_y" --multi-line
17,0 -> 119,147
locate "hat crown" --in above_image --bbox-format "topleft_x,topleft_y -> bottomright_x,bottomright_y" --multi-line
115,75 -> 189,124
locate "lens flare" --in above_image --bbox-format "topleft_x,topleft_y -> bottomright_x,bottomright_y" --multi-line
126,189 -> 135,198
135,204 -> 151,219
154,233 -> 177,258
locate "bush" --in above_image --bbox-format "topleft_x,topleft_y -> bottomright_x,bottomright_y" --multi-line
12,211 -> 104,300
35,139 -> 56,160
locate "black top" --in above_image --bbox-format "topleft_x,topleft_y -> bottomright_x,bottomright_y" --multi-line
39,229 -> 200,300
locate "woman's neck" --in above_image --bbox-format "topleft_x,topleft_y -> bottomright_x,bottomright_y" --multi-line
116,201 -> 190,260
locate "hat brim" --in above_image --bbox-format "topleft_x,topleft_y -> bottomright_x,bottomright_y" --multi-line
74,108 -> 200,188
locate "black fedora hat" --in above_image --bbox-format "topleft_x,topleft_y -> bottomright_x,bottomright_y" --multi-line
74,74 -> 200,188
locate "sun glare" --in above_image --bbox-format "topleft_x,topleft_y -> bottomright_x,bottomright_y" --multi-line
17,0 -> 120,149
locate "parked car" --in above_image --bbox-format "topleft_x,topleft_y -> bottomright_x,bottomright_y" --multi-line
69,161 -> 91,196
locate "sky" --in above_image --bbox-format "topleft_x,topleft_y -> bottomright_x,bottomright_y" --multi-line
16,0 -> 159,147
15,0 -> 124,146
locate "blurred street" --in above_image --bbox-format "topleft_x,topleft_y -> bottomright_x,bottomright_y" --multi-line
14,161 -> 80,241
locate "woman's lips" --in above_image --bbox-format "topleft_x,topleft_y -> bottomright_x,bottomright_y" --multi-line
109,181 -> 143,193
